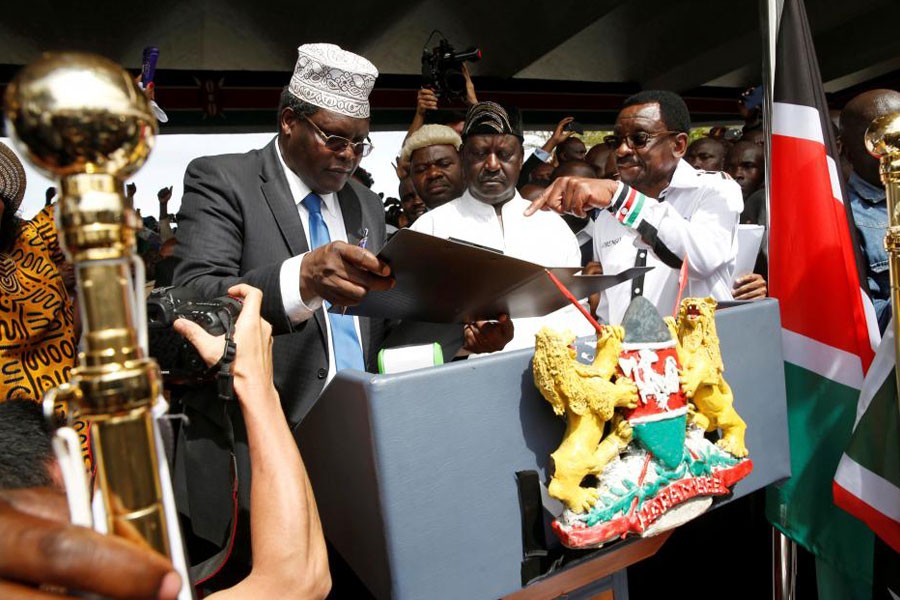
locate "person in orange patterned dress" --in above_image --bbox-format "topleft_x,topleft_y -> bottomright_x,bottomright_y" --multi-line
0,142 -> 77,403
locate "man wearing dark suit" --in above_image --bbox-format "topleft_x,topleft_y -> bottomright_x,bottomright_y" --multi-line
171,43 -> 392,590
174,43 -> 391,425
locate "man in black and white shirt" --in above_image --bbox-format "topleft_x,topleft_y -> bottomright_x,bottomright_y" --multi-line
526,90 -> 743,324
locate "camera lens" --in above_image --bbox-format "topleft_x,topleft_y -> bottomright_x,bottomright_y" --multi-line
443,69 -> 466,97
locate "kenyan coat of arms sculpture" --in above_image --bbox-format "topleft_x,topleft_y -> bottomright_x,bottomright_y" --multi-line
533,296 -> 753,548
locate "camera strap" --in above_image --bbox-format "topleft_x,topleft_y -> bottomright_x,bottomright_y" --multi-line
213,309 -> 238,403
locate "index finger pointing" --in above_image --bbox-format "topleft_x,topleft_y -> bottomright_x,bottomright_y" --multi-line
525,180 -> 563,216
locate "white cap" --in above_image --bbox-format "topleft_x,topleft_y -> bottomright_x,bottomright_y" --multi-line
289,43 -> 378,118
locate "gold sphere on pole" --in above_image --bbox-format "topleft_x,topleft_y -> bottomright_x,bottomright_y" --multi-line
3,52 -> 172,559
3,52 -> 156,180
866,111 -> 900,418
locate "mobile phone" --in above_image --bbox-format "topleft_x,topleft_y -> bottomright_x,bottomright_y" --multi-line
564,120 -> 584,135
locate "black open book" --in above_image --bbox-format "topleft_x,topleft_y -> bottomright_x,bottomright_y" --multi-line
333,229 -> 651,323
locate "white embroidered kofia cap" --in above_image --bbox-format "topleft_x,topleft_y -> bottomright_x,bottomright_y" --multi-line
289,43 -> 378,119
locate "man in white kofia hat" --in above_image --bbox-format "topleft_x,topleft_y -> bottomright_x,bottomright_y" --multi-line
172,43 -> 393,586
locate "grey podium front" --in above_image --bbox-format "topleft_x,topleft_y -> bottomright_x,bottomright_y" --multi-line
295,299 -> 790,599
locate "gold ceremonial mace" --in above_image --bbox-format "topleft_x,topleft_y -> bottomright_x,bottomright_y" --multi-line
3,54 -> 170,555
866,113 -> 900,412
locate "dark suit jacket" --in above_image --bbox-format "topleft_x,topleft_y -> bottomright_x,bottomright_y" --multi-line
171,137 -> 387,578
173,137 -> 387,426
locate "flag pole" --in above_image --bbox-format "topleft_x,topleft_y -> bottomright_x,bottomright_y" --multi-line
761,1 -> 800,597
865,113 -> 900,416
773,528 -> 797,600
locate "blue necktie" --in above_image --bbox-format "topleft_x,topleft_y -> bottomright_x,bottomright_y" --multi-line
302,193 -> 365,372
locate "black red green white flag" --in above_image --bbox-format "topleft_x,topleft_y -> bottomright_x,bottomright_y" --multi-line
764,0 -> 881,586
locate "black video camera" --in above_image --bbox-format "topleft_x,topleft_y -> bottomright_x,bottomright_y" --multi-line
421,38 -> 481,99
147,286 -> 242,385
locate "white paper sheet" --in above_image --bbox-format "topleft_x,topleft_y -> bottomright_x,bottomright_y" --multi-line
735,224 -> 765,277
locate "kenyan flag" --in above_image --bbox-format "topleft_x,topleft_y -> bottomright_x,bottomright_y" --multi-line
834,321 -> 900,554
764,0 -> 880,589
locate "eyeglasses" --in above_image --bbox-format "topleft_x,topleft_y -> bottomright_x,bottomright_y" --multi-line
603,130 -> 681,150
303,116 -> 374,157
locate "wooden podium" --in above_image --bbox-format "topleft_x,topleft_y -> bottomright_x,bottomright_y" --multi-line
295,299 -> 790,599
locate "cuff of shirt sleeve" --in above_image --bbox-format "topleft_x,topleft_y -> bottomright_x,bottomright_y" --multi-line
280,253 -> 321,325
533,148 -> 552,162
607,182 -> 652,230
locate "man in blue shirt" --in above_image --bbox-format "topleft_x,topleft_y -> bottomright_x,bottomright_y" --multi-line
841,89 -> 900,333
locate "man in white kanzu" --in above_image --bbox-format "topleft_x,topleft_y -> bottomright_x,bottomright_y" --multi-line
412,101 -> 586,352
526,90 -> 743,325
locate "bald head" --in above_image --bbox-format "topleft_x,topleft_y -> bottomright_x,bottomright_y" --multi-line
841,89 -> 900,187
530,161 -> 554,186
552,160 -> 598,180
556,137 -> 586,163
585,144 -> 612,176
742,129 -> 765,146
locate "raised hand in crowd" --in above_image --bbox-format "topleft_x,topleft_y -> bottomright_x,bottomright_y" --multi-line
517,116 -> 585,189
158,186 -> 173,204
462,62 -> 478,106
542,116 -> 579,158
158,186 -> 175,241
417,87 -> 439,114
407,87 -> 441,138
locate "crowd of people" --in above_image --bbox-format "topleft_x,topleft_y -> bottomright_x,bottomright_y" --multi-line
0,39 -> 896,599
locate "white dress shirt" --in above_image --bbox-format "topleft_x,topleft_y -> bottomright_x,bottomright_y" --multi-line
275,141 -> 363,383
593,159 -> 743,325
411,190 -> 590,352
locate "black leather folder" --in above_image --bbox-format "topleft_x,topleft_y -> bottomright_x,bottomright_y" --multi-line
334,229 -> 651,323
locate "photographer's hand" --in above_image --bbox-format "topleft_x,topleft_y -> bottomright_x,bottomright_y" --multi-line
417,87 -> 439,115
172,286 -> 331,599
462,63 -> 478,106
225,285 -> 275,400
408,88 -> 439,137
173,318 -> 227,370
172,285 -> 276,399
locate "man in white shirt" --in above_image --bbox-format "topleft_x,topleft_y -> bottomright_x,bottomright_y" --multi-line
412,102 -> 586,352
526,90 -> 743,324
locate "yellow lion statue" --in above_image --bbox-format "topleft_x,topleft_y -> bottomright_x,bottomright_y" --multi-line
666,297 -> 748,458
533,326 -> 638,513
